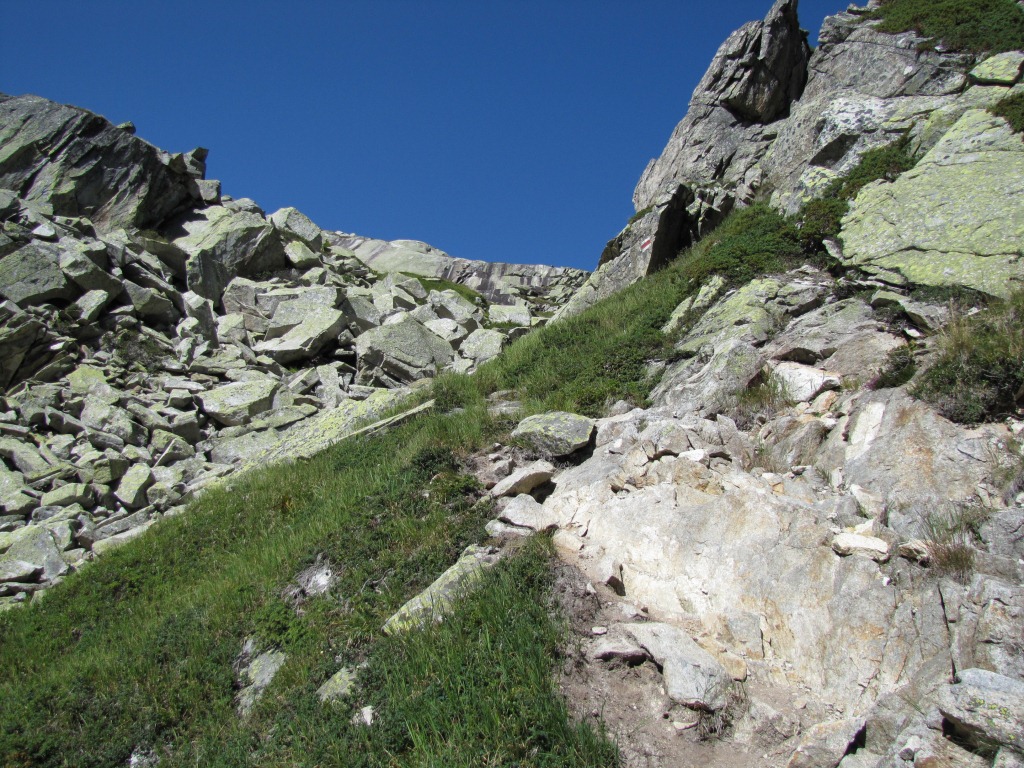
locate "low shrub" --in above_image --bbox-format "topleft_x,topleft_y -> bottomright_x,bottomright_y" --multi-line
911,290 -> 1024,422
675,204 -> 805,287
797,135 -> 918,250
990,90 -> 1024,135
869,0 -> 1024,54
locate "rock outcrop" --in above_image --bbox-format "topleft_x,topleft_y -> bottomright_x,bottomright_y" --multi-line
482,266 -> 1024,765
560,0 -> 1024,319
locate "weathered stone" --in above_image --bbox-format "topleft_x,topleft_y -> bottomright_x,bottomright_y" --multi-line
634,0 -> 809,209
268,206 -> 323,251
786,718 -> 866,768
235,640 -> 287,716
490,460 -> 555,498
115,464 -> 153,509
317,666 -> 359,703
970,52 -> 1024,86
458,328 -> 504,364
936,668 -> 1024,751
0,558 -> 43,584
841,110 -> 1024,297
0,525 -> 67,581
489,303 -> 532,326
90,522 -> 153,555
623,622 -> 733,710
355,319 -> 454,383
831,530 -> 890,562
0,241 -> 74,306
197,379 -> 278,427
770,361 -> 842,403
169,206 -> 286,302
0,94 -> 194,232
341,233 -> 587,306
382,545 -> 502,634
254,306 -> 347,364
40,484 -> 92,508
511,412 -> 595,457
497,494 -> 559,531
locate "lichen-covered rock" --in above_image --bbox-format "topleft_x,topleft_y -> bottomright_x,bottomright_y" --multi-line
0,241 -> 74,306
253,306 -> 347,364
840,109 -> 1024,297
970,52 -> 1024,86
197,379 -> 278,427
0,93 -> 196,232
355,318 -> 454,383
169,205 -> 287,302
382,545 -> 502,635
458,328 -> 504,364
511,411 -> 595,458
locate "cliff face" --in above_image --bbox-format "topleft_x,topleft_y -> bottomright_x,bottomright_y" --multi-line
558,0 -> 1023,319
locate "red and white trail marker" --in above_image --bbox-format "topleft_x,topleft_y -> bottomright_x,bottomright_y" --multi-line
639,237 -> 653,251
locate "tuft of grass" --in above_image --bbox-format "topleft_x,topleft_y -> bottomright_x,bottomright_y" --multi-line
922,502 -> 987,582
869,0 -> 1024,54
911,290 -> 1024,422
990,90 -> 1024,135
731,371 -> 795,432
869,344 -> 917,389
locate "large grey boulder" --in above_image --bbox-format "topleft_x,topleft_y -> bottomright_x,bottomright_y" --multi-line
0,93 -> 196,232
0,240 -> 75,306
168,205 -> 287,303
355,318 -> 454,383
254,305 -> 347,364
268,206 -> 323,251
197,379 -> 278,427
511,412 -> 595,458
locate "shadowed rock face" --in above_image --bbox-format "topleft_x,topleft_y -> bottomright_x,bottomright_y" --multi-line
0,93 -> 201,233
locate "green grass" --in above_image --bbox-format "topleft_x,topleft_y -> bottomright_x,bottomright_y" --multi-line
0,401 -> 615,767
869,0 -> 1024,53
465,204 -> 814,417
991,90 -> 1024,135
911,290 -> 1024,422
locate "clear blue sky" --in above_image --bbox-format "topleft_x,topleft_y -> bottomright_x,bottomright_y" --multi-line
2,0 -> 844,271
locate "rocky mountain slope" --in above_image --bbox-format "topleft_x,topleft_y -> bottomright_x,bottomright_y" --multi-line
0,91 -> 585,598
2,1 -> 1024,767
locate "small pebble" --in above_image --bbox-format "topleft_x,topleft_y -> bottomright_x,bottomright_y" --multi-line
591,626 -> 608,636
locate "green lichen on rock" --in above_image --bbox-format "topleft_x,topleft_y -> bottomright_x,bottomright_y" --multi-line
382,545 -> 502,635
840,109 -> 1024,297
510,411 -> 596,457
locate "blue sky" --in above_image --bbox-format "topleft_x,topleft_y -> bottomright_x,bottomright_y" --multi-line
2,1 -> 845,271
